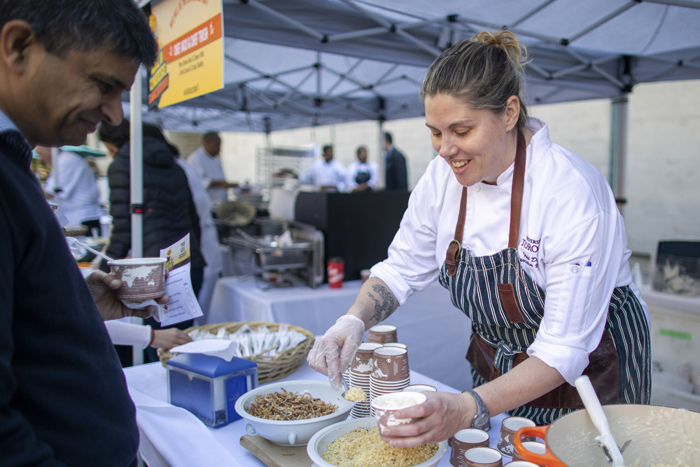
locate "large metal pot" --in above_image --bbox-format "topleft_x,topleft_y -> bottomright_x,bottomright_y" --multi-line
514,405 -> 700,467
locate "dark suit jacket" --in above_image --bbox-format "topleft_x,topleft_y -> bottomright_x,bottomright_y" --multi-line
384,146 -> 408,191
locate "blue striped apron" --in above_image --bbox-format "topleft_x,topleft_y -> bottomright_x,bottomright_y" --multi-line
438,132 -> 651,425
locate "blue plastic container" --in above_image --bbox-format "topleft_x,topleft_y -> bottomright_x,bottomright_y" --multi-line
167,353 -> 258,428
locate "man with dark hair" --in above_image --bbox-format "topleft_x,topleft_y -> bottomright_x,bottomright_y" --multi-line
384,131 -> 408,191
0,1 -> 159,465
187,131 -> 238,208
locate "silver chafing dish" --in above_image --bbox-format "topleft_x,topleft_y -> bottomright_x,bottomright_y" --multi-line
223,221 -> 324,288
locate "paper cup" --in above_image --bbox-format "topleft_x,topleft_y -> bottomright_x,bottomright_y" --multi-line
465,447 -> 502,467
371,392 -> 426,435
108,258 -> 166,300
372,347 -> 409,381
511,441 -> 546,465
497,417 -> 535,457
368,324 -> 397,343
450,428 -> 491,467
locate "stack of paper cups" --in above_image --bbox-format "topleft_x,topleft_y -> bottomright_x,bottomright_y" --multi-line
369,346 -> 410,416
349,343 -> 383,419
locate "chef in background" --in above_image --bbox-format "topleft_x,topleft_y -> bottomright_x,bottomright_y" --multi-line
301,144 -> 347,192
346,146 -> 379,192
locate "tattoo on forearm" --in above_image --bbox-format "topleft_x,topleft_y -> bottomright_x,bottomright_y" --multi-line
366,284 -> 395,324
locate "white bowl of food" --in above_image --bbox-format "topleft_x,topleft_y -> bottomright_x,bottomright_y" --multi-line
307,417 -> 448,467
234,380 -> 354,446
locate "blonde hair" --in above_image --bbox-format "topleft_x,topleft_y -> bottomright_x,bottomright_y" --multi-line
421,30 -> 528,130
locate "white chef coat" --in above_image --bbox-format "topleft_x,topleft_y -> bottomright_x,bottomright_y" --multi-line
371,118 -> 649,385
44,150 -> 104,225
301,159 -> 348,192
104,321 -> 152,349
186,146 -> 229,207
176,158 -> 224,319
346,161 -> 380,190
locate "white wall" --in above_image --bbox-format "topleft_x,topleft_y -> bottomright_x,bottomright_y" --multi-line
171,79 -> 700,257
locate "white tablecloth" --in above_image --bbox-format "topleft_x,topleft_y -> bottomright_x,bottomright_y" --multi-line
123,361 -> 508,467
208,278 -> 473,390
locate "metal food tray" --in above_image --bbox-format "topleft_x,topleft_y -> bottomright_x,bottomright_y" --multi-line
225,237 -> 314,271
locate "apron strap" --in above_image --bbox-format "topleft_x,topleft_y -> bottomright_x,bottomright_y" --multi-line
508,130 -> 527,249
445,187 -> 468,276
445,130 -> 527,275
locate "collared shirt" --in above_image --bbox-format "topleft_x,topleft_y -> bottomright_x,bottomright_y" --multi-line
186,146 -> 228,207
0,108 -> 19,133
301,158 -> 348,192
44,150 -> 105,225
0,108 -> 32,166
346,161 -> 380,190
371,117 -> 649,385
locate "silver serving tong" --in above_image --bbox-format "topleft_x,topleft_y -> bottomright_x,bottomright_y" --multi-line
575,376 -> 631,466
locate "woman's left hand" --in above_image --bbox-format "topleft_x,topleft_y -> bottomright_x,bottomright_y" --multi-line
380,392 -> 476,448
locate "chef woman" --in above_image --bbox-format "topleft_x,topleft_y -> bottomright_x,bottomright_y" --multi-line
307,30 -> 651,447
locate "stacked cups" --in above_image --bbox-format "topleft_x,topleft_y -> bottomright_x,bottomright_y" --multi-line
368,325 -> 398,344
349,343 -> 383,419
369,346 -> 410,416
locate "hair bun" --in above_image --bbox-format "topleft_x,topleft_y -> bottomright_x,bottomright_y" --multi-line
471,30 -> 525,71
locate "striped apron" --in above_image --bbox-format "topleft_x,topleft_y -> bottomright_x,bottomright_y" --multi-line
438,132 -> 651,425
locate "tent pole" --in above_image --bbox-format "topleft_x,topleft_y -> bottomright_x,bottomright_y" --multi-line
378,120 -> 385,190
611,94 -> 628,216
129,66 -> 145,366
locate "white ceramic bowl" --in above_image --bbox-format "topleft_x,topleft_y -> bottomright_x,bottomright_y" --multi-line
307,417 -> 448,467
234,380 -> 354,446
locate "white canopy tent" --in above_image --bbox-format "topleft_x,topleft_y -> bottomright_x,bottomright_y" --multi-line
127,0 -> 700,255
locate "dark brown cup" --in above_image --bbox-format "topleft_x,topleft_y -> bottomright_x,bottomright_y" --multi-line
372,347 -> 409,381
350,342 -> 383,374
368,324 -> 398,344
108,258 -> 166,300
450,428 -> 491,466
497,417 -> 536,457
464,447 -> 502,467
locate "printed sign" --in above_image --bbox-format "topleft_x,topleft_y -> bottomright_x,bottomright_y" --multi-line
148,0 -> 224,109
158,234 -> 203,326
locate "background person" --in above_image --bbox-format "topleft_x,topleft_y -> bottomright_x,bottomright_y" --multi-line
143,124 -> 224,321
187,131 -> 237,209
37,145 -> 105,233
301,144 -> 347,192
98,120 -> 207,362
0,1 -> 161,465
384,131 -> 408,191
346,145 -> 379,192
308,31 -> 651,447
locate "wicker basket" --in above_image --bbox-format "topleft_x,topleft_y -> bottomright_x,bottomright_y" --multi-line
157,321 -> 315,384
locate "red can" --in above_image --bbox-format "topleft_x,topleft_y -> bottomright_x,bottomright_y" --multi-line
327,257 -> 345,289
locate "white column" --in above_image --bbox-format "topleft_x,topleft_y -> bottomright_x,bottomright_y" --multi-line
610,94 -> 629,216
378,120 -> 385,190
129,67 -> 145,367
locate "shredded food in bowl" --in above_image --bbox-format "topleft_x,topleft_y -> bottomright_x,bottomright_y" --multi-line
322,427 -> 438,467
246,388 -> 338,420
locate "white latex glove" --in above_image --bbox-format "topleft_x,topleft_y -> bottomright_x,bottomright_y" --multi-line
307,315 -> 365,390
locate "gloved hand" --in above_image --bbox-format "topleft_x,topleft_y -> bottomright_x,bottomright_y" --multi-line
307,315 -> 365,390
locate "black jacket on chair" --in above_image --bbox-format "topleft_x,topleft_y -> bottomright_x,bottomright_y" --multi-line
102,137 -> 206,269
384,146 -> 408,191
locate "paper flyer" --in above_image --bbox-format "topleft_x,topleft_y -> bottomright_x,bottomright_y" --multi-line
158,234 -> 203,326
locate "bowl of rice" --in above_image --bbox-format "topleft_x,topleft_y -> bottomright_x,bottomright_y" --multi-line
307,417 -> 448,467
234,380 -> 354,446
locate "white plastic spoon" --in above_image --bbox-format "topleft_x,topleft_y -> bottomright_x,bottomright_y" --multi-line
66,236 -> 115,263
574,375 -> 626,467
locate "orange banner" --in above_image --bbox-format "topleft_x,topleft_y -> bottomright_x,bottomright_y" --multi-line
163,12 -> 222,64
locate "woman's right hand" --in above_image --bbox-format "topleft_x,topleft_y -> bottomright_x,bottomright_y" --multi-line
307,315 -> 365,390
